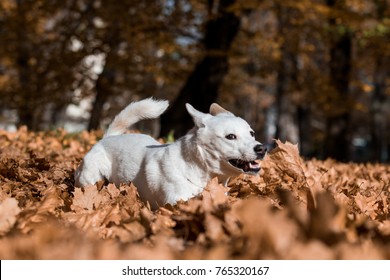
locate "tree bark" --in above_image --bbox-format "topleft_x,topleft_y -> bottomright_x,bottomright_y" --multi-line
159,0 -> 240,137
88,25 -> 120,131
324,0 -> 352,162
369,0 -> 389,162
87,66 -> 115,131
369,58 -> 387,161
15,0 -> 37,130
274,4 -> 300,145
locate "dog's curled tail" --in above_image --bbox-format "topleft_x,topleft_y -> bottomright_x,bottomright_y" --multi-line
104,97 -> 169,137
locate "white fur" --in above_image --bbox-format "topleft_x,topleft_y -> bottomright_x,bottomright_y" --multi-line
75,97 -> 266,209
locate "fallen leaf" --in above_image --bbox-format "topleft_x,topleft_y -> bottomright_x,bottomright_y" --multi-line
72,185 -> 109,211
0,197 -> 21,235
354,192 -> 378,219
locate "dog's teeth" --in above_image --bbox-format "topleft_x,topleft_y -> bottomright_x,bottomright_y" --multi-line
230,159 -> 260,173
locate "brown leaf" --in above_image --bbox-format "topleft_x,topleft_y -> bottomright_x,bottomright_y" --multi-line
2,128 -> 390,260
118,184 -> 144,216
150,212 -> 176,235
354,192 -> 378,219
101,203 -> 122,226
202,177 -> 228,212
204,212 -> 228,242
0,197 -> 21,235
63,206 -> 112,236
72,185 -> 109,211
377,220 -> 390,236
308,192 -> 346,244
337,240 -> 385,259
232,197 -> 299,258
16,186 -> 65,233
264,139 -> 306,183
261,140 -> 309,206
105,183 -> 121,199
286,240 -> 335,259
122,221 -> 147,242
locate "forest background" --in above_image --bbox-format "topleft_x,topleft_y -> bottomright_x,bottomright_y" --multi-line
0,0 -> 389,163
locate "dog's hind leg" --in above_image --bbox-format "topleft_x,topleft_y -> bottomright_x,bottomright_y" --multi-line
74,145 -> 111,187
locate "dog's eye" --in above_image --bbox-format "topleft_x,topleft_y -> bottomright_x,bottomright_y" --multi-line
250,131 -> 255,137
225,134 -> 237,140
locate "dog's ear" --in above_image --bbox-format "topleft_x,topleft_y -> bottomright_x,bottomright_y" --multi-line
186,103 -> 210,128
209,103 -> 234,116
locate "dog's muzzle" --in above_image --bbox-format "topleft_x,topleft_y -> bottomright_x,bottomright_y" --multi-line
228,144 -> 267,174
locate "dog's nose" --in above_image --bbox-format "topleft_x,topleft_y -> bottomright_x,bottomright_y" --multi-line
254,144 -> 267,157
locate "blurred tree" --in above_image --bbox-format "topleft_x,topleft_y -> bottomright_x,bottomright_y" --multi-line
0,0 -> 91,130
159,0 -> 241,137
0,0 -> 389,162
274,2 -> 300,144
323,0 -> 353,162
87,22 -> 121,131
367,0 -> 390,161
84,0 -> 202,131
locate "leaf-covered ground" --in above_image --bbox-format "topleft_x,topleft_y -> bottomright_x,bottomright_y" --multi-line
0,128 -> 389,259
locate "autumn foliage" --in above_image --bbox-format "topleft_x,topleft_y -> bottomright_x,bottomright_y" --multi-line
0,128 -> 389,259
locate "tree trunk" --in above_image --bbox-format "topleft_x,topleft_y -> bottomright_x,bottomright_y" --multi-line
297,106 -> 312,157
324,0 -> 352,162
369,0 -> 389,162
274,4 -> 300,145
15,0 -> 37,130
16,50 -> 36,129
159,0 -> 240,137
369,58 -> 387,162
88,66 -> 115,131
88,25 -> 120,131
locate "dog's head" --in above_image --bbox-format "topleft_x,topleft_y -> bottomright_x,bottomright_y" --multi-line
186,102 -> 267,178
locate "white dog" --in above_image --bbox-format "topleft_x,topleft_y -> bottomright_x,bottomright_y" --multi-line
75,98 -> 266,209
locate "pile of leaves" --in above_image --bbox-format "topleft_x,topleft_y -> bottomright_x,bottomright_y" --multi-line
0,128 -> 389,259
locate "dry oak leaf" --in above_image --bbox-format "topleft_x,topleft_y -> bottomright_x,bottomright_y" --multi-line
354,192 -> 378,219
16,186 -> 65,234
104,183 -> 121,199
63,204 -> 117,236
121,221 -> 147,242
308,191 -> 347,243
202,177 -> 229,212
286,240 -> 335,260
336,240 -> 385,259
232,197 -> 299,257
201,178 -> 231,242
101,203 -> 123,226
263,140 -> 315,209
264,139 -> 306,182
204,212 -> 228,242
150,212 -> 176,235
117,184 -> 145,217
0,197 -> 21,235
38,186 -> 64,213
72,185 -> 110,211
377,220 -> 390,236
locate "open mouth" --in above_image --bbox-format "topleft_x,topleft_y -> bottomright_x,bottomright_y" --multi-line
228,159 -> 260,174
